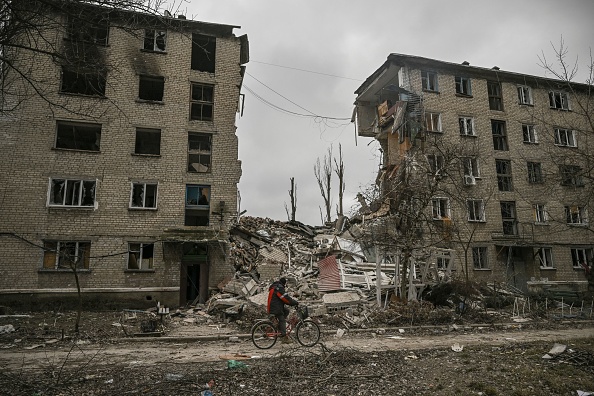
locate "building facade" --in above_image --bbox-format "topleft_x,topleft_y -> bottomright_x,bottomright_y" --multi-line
354,54 -> 593,295
0,2 -> 249,307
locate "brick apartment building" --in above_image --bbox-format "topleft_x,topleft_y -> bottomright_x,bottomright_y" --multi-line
0,2 -> 249,307
354,54 -> 593,295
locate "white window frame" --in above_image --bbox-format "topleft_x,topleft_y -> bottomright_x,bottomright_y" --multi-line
467,199 -> 485,222
436,256 -> 449,270
427,154 -> 445,176
463,157 -> 480,178
459,116 -> 475,136
571,248 -> 592,269
43,241 -> 91,270
565,206 -> 588,225
128,242 -> 155,270
130,182 -> 158,209
432,197 -> 451,220
538,247 -> 554,269
424,112 -> 442,132
549,91 -> 570,110
554,128 -> 577,147
48,178 -> 96,208
455,76 -> 472,96
472,247 -> 488,270
143,29 -> 167,52
522,124 -> 538,143
421,70 -> 438,92
534,204 -> 548,224
517,86 -> 533,105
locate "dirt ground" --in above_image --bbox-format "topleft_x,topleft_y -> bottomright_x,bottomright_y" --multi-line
1,309 -> 594,395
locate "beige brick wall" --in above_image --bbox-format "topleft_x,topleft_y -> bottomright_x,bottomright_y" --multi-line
0,12 -> 247,305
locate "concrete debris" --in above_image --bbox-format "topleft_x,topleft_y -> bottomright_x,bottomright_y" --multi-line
0,324 -> 15,334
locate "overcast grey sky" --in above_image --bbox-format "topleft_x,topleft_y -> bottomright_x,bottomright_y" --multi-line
183,0 -> 594,226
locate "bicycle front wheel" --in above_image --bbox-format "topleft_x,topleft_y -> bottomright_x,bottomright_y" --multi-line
251,321 -> 278,349
295,319 -> 320,347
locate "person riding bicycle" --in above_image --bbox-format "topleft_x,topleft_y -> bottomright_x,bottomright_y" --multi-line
267,277 -> 298,344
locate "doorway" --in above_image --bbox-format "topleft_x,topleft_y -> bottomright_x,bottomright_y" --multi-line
180,243 -> 209,304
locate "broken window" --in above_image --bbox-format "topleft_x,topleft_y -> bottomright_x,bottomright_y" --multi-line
463,157 -> 480,178
49,178 -> 96,207
135,128 -> 161,155
190,83 -> 214,121
424,112 -> 441,132
130,182 -> 157,209
496,159 -> 513,191
554,128 -> 577,147
426,154 -> 444,179
138,75 -> 164,101
67,14 -> 109,45
565,205 -> 587,225
61,67 -> 106,96
455,76 -> 472,96
472,247 -> 488,269
571,248 -> 592,269
43,241 -> 90,270
522,124 -> 537,144
467,199 -> 485,222
487,81 -> 503,111
517,86 -> 533,105
55,121 -> 101,151
527,162 -> 543,184
549,91 -> 570,110
421,70 -> 438,92
534,204 -> 547,224
431,197 -> 450,220
436,256 -> 449,270
128,243 -> 154,270
185,185 -> 210,226
459,116 -> 475,136
191,34 -> 216,72
537,247 -> 554,269
491,120 -> 508,150
143,29 -> 166,52
188,132 -> 212,173
500,201 -> 518,235
560,165 -> 584,187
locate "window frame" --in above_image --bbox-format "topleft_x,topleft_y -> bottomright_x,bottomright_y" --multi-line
143,29 -> 167,52
129,182 -> 158,209
67,15 -> 109,46
421,70 -> 438,92
48,178 -> 96,208
560,165 -> 584,187
496,159 -> 513,192
455,76 -> 472,96
431,197 -> 451,220
187,132 -> 212,173
127,242 -> 155,271
491,120 -> 508,151
537,247 -> 554,269
500,201 -> 518,236
571,248 -> 592,269
463,157 -> 480,178
527,162 -> 544,184
191,33 -> 216,72
549,91 -> 570,110
487,81 -> 503,111
554,128 -> 577,148
42,241 -> 91,270
134,128 -> 161,156
458,116 -> 475,136
424,112 -> 442,133
534,204 -> 548,224
565,205 -> 588,225
472,246 -> 488,270
517,86 -> 533,105
55,120 -> 102,152
138,75 -> 165,102
60,67 -> 106,97
185,184 -> 211,226
467,199 -> 485,222
190,83 -> 214,121
522,124 -> 538,144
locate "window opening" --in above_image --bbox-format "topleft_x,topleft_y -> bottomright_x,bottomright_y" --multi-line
55,121 -> 101,151
130,182 -> 157,209
549,91 -> 570,110
432,198 -> 450,220
191,34 -> 216,72
188,133 -> 212,173
128,243 -> 154,270
455,76 -> 472,96
565,206 -> 587,225
472,247 -> 488,269
139,75 -> 164,101
560,165 -> 584,187
517,86 -> 533,105
534,204 -> 547,223
190,83 -> 214,121
43,241 -> 91,269
135,128 -> 161,155
459,117 -> 475,136
61,68 -> 106,96
496,159 -> 513,191
424,112 -> 441,132
143,29 -> 166,51
421,71 -> 438,92
49,178 -> 96,207
554,128 -> 577,147
522,124 -> 537,143
500,201 -> 518,235
467,199 -> 485,222
527,162 -> 543,183
491,120 -> 508,150
185,185 -> 210,226
571,248 -> 592,269
487,81 -> 503,110
537,247 -> 554,268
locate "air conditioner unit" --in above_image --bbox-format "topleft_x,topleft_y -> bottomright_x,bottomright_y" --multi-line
463,175 -> 476,185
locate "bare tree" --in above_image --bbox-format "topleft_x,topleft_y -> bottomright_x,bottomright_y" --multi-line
284,176 -> 297,222
334,143 -> 345,217
314,146 -> 332,224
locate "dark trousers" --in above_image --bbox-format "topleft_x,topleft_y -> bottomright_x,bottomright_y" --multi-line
274,307 -> 290,336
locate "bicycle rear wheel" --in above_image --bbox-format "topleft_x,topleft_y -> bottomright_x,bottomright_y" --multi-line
251,320 -> 278,349
295,319 -> 320,347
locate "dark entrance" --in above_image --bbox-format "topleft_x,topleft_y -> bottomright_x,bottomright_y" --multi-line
180,243 -> 209,304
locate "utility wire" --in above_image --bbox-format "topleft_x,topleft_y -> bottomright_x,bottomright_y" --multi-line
251,60 -> 363,82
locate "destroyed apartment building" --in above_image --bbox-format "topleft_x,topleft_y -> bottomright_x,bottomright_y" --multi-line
353,53 -> 594,298
0,1 -> 249,307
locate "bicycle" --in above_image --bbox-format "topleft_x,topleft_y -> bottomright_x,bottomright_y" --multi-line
251,305 -> 320,349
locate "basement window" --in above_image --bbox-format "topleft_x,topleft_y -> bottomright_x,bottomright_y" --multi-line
130,182 -> 158,209
191,34 -> 216,72
143,29 -> 166,52
128,243 -> 154,270
138,75 -> 164,101
61,67 -> 106,96
55,121 -> 102,151
188,132 -> 212,173
134,128 -> 161,155
185,185 -> 210,226
48,178 -> 96,207
190,83 -> 214,121
43,241 -> 91,270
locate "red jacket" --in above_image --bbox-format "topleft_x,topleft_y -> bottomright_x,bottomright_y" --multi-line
267,280 -> 298,315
